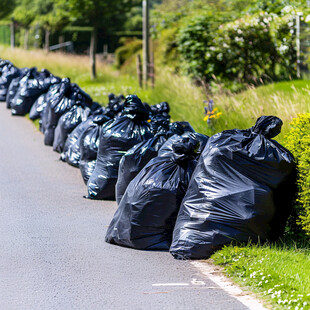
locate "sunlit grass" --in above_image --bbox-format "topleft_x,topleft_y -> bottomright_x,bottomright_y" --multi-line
211,241 -> 310,309
1,45 -> 309,145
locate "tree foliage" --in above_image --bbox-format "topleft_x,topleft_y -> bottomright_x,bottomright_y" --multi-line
153,0 -> 309,87
178,12 -> 297,84
0,0 -> 16,19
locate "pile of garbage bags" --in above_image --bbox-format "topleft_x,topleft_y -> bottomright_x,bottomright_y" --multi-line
0,57 -> 297,260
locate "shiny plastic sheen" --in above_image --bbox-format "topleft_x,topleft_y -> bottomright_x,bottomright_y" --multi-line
43,79 -> 94,146
115,116 -> 181,204
87,95 -> 152,200
170,116 -> 296,260
0,62 -> 20,101
79,114 -> 114,184
11,68 -> 51,116
105,134 -> 200,250
6,68 -> 30,109
53,105 -> 91,153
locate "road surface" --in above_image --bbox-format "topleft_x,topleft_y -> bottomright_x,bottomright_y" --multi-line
0,103 -> 253,309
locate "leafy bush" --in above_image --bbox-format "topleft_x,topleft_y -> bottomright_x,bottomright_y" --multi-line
286,113 -> 310,235
114,37 -> 142,68
177,12 -> 296,86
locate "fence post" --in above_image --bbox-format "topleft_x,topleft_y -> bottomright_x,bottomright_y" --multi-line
142,0 -> 150,88
149,52 -> 155,88
10,18 -> 15,49
136,54 -> 143,88
296,13 -> 301,78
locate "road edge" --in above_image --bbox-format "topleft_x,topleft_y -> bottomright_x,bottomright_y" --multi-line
191,261 -> 269,310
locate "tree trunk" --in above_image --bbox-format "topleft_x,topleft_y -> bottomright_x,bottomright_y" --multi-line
45,29 -> 50,52
90,27 -> 98,80
24,28 -> 29,50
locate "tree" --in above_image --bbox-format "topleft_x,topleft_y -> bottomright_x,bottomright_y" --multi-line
34,0 -> 70,51
65,0 -> 140,79
0,0 -> 16,19
12,0 -> 36,49
12,0 -> 69,50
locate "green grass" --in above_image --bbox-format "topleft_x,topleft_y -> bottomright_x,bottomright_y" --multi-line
211,241 -> 310,309
1,46 -> 310,145
2,46 -> 310,308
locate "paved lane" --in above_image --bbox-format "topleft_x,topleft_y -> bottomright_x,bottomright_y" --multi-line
0,103 -> 249,309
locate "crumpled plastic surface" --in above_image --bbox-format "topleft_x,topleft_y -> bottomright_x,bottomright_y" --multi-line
115,114 -> 171,204
6,68 -> 30,109
61,116 -> 95,167
158,132 -> 209,158
0,62 -> 20,101
106,94 -> 125,116
61,108 -> 110,167
105,134 -> 200,250
53,105 -> 91,153
11,68 -> 52,116
79,114 -> 113,184
170,116 -> 296,260
43,78 -> 96,146
29,75 -> 61,120
87,95 -> 152,200
151,101 -> 170,118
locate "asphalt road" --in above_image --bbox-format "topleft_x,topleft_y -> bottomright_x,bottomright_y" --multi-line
0,103 -> 250,310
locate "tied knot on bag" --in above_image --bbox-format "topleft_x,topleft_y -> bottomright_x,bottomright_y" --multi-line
251,115 -> 283,139
167,122 -> 185,138
172,134 -> 200,164
122,95 -> 150,121
150,114 -> 170,135
59,78 -> 71,96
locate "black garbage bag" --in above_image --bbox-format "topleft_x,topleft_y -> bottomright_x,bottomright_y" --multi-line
79,114 -> 112,184
6,67 -> 30,109
178,121 -> 195,133
151,101 -> 170,117
0,63 -> 20,101
29,93 -> 46,120
11,67 -> 51,115
105,134 -> 200,250
116,114 -> 171,204
0,60 -> 11,73
61,116 -> 94,166
87,94 -> 152,200
106,94 -> 126,116
62,109 -> 112,168
40,82 -> 62,133
29,75 -> 61,120
43,78 -> 95,146
53,105 -> 91,153
143,102 -> 152,116
170,116 -> 297,260
158,132 -> 209,158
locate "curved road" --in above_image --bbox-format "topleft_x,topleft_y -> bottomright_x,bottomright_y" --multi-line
0,103 -> 252,309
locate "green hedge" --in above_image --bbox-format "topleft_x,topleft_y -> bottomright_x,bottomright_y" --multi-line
0,24 -> 10,45
177,12 -> 297,86
286,113 -> 310,235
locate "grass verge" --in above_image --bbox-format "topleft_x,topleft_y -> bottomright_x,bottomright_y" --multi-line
211,241 -> 310,309
1,46 -> 310,144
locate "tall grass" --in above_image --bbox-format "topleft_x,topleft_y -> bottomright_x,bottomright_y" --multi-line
1,46 -> 309,144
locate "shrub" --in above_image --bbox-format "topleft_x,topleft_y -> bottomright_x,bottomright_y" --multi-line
177,12 -> 296,86
285,113 -> 310,235
114,37 -> 142,68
